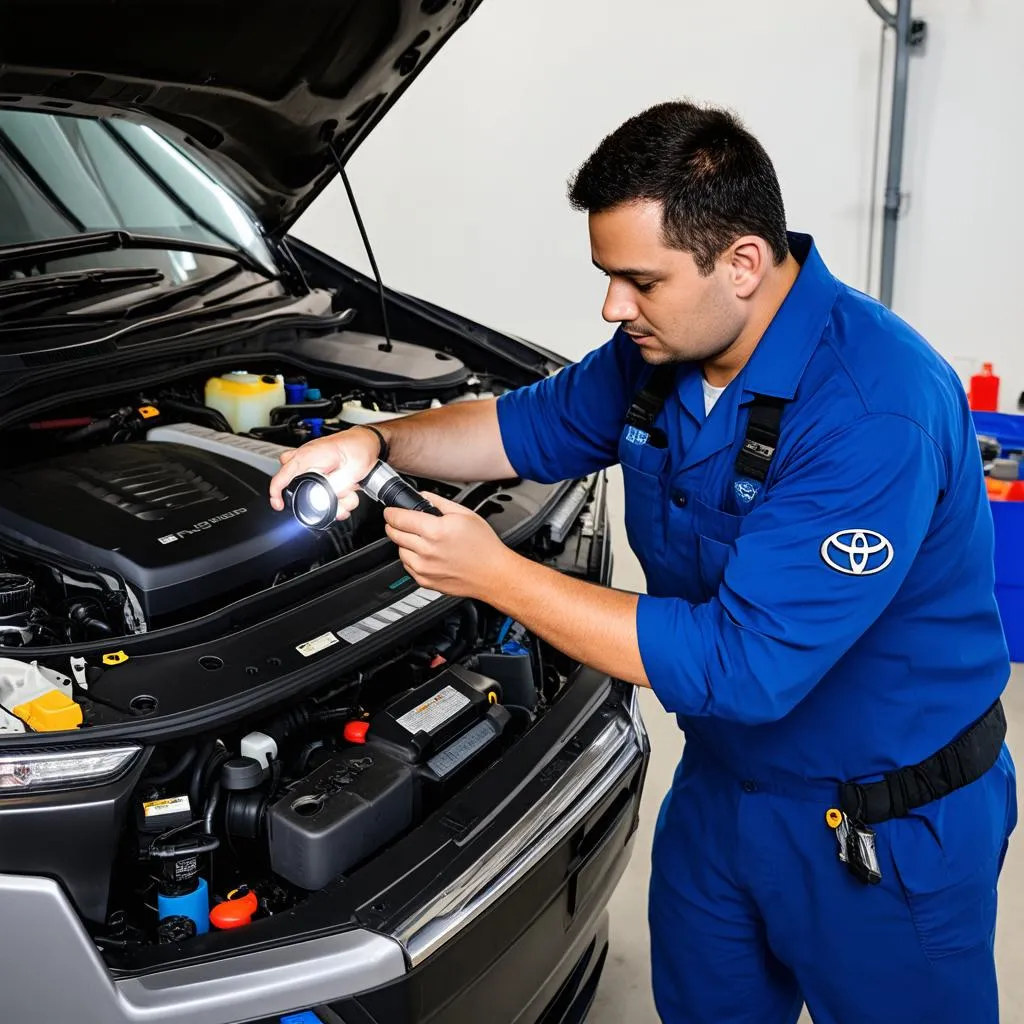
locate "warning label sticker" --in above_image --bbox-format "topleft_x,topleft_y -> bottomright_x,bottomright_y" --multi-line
427,720 -> 494,777
395,685 -> 470,735
296,631 -> 340,658
143,795 -> 190,819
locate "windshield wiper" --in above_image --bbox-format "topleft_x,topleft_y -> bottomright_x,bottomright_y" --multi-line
0,230 -> 276,278
0,266 -> 165,317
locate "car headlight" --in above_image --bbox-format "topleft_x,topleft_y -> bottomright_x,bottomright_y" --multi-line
0,745 -> 140,792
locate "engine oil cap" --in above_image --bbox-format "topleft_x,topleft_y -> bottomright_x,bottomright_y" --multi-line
344,721 -> 370,745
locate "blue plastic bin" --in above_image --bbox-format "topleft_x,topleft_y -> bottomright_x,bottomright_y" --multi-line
972,409 -> 1024,456
991,502 -> 1024,661
973,412 -> 1024,659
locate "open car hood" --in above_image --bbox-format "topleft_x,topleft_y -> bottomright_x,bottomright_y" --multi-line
0,0 -> 483,235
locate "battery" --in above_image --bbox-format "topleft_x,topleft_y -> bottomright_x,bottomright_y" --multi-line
136,794 -> 193,835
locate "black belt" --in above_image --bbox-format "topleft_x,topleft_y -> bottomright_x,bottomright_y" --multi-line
838,698 -> 1007,826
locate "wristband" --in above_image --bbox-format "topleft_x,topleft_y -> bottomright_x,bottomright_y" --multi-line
362,424 -> 390,463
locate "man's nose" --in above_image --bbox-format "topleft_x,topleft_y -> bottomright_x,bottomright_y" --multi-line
602,282 -> 638,324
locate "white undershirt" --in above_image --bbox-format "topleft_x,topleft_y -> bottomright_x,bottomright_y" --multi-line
702,377 -> 727,417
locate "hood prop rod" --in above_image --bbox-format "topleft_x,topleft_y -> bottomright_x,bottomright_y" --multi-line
328,145 -> 394,354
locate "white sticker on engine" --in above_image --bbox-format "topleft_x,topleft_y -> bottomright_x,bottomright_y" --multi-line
395,685 -> 470,735
296,631 -> 340,657
143,795 -> 191,819
339,625 -> 371,644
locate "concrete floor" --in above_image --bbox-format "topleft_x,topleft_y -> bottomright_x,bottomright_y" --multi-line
587,469 -> 1024,1023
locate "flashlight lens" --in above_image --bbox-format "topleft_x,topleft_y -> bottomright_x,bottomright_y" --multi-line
291,475 -> 337,529
306,483 -> 331,513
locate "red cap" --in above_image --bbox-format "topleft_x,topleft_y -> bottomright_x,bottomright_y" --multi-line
344,720 -> 370,744
210,888 -> 259,930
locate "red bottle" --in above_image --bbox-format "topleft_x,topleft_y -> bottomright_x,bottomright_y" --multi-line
970,363 -> 1000,411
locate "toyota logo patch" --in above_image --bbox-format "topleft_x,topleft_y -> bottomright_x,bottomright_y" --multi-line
820,530 -> 894,576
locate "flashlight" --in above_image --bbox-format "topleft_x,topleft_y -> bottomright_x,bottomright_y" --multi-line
360,460 -> 443,516
285,460 -> 441,531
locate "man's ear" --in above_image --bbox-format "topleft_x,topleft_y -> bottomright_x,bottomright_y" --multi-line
727,236 -> 771,299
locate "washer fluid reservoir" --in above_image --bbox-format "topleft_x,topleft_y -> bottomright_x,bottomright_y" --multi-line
204,372 -> 285,433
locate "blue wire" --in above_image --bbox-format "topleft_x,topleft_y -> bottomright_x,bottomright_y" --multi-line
496,617 -> 513,644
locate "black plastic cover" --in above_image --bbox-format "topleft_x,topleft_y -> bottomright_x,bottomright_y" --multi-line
290,332 -> 469,392
0,442 -> 328,624
367,665 -> 497,764
267,747 -> 414,890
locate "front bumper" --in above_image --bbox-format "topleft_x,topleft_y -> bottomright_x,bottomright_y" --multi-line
2,680 -> 647,1024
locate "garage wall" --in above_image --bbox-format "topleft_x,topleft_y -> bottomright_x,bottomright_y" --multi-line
292,0 -> 1024,402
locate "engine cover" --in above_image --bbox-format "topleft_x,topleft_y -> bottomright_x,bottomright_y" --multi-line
0,442 -> 327,624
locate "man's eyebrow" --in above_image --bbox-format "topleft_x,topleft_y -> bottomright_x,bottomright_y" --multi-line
591,259 -> 659,278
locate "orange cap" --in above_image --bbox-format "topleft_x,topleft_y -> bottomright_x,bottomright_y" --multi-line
210,888 -> 259,930
344,721 -> 370,745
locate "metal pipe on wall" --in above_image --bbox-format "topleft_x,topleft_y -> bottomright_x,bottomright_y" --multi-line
867,0 -> 926,308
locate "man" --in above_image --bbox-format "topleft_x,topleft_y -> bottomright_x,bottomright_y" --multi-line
270,102 -> 1017,1023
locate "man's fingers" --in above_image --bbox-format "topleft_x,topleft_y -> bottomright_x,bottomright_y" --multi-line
384,506 -> 432,534
268,457 -> 307,510
420,492 -> 470,516
385,523 -> 429,554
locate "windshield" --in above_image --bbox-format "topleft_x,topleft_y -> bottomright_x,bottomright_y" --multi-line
0,110 -> 278,280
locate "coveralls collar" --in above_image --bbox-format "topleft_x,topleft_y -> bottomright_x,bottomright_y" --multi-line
675,233 -> 839,472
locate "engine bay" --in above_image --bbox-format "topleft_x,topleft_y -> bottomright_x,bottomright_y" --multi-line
0,333 -> 498,656
90,604 -> 551,952
0,325 -> 608,959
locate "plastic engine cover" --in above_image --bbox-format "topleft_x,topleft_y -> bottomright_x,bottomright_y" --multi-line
0,441 -> 328,623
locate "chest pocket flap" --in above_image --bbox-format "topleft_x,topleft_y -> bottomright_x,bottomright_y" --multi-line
691,497 -> 743,598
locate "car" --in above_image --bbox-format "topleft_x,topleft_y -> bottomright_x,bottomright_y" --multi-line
0,2 -> 649,1023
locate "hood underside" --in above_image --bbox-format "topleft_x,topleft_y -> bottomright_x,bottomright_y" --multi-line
0,0 -> 481,234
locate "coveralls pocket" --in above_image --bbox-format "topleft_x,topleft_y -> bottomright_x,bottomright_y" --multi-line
618,431 -> 668,566
691,498 -> 742,598
883,750 -> 1016,961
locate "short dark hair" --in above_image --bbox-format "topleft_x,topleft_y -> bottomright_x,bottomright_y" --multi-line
568,101 -> 789,275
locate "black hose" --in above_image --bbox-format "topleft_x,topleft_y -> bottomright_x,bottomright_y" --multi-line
189,740 -> 221,811
158,399 -> 233,435
297,739 -> 327,775
203,781 -> 222,834
260,706 -> 311,749
445,601 -> 480,665
62,418 -> 116,444
309,706 -> 358,724
145,746 -> 197,787
269,399 -> 336,425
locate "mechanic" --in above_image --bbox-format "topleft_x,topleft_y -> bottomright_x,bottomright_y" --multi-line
270,101 -> 1017,1023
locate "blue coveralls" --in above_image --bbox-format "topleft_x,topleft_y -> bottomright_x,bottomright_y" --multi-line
496,233 -> 1018,1023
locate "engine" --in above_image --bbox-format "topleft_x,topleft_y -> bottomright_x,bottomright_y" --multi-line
0,436 -> 351,641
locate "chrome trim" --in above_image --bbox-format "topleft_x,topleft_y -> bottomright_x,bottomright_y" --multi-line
0,874 -> 405,1024
626,684 -> 649,749
395,712 -> 641,966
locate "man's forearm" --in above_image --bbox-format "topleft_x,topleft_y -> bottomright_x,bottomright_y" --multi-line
482,549 -> 651,688
375,399 -> 517,483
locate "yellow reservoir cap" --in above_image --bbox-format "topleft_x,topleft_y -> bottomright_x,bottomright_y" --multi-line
13,690 -> 83,732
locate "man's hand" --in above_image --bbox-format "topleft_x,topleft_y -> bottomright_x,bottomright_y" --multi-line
383,493 -> 511,600
384,491 -> 650,689
268,428 -> 381,519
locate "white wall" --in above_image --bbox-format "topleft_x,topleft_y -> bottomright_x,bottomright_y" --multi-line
293,0 -> 1024,411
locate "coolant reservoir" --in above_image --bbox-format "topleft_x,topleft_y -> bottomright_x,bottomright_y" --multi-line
0,659 -> 81,733
204,372 -> 285,433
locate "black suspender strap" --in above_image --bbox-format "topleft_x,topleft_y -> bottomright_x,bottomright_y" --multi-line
623,369 -> 787,484
624,365 -> 677,447
735,395 -> 786,483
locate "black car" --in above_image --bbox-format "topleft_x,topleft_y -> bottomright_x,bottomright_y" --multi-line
0,3 -> 649,1022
